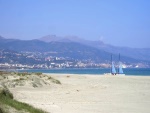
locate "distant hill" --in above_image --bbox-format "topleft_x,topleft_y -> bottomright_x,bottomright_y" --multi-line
38,35 -> 104,46
0,49 -> 43,65
38,35 -> 150,61
38,35 -> 87,43
0,35 -> 149,64
0,35 -> 5,39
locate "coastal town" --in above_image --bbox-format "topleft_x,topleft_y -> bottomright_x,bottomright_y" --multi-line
0,49 -> 150,69
0,54 -> 149,70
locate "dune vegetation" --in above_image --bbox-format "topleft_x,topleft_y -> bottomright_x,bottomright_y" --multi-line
0,87 -> 47,113
0,71 -> 61,113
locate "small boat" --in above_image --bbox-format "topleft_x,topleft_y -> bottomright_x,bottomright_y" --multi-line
111,62 -> 117,75
117,54 -> 125,75
104,54 -> 125,76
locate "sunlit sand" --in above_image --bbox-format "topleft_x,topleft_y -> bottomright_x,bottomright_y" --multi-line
10,74 -> 150,113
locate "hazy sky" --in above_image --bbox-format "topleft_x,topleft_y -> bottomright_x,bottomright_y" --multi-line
0,0 -> 150,48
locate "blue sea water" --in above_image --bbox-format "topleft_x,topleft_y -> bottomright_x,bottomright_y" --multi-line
18,68 -> 150,76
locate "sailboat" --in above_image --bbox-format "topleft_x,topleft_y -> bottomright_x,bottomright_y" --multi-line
111,62 -> 117,75
110,54 -> 117,75
117,54 -> 125,75
104,54 -> 117,75
118,63 -> 124,74
104,53 -> 125,75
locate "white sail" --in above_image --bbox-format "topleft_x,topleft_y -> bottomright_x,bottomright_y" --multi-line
118,62 -> 124,74
112,62 -> 116,74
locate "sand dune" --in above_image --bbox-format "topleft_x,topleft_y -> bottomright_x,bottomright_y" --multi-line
10,74 -> 150,113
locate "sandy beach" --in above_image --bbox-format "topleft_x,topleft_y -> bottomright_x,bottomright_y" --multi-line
10,74 -> 150,113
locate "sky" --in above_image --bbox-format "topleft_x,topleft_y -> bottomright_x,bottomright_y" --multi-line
0,0 -> 150,48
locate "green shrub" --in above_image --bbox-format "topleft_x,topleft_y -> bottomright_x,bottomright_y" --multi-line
35,72 -> 42,76
32,83 -> 38,88
47,76 -> 61,84
17,72 -> 30,76
0,107 -> 4,113
0,88 -> 47,113
0,88 -> 13,99
52,79 -> 61,84
19,77 -> 25,80
48,76 -> 52,79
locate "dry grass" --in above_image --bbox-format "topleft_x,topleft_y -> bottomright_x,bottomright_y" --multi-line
0,87 -> 47,113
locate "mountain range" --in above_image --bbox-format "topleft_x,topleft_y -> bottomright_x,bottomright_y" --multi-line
39,35 -> 150,62
0,35 -> 150,64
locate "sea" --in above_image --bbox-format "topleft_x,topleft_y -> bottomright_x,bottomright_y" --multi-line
18,68 -> 150,76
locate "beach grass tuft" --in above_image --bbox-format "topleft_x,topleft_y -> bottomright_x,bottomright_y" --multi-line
35,72 -> 42,76
0,71 -> 63,112
17,72 -> 30,76
48,76 -> 61,84
52,79 -> 61,84
0,88 -> 47,113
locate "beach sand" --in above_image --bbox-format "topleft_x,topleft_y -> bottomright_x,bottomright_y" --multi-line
10,74 -> 150,113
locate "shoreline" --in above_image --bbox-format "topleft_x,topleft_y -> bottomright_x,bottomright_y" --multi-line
45,73 -> 150,77
16,68 -> 150,76
9,73 -> 150,113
